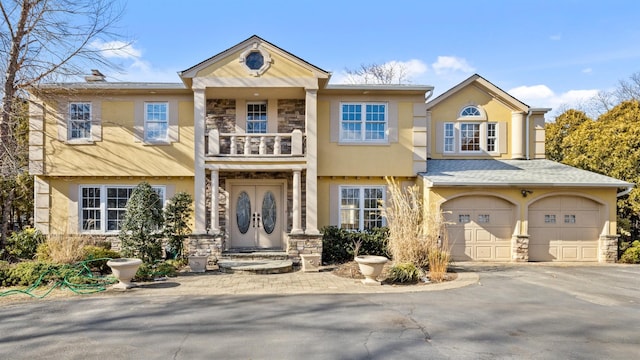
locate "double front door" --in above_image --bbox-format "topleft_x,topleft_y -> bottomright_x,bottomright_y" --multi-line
230,184 -> 283,249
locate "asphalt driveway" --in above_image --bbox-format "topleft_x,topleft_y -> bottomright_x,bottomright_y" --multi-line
0,264 -> 638,359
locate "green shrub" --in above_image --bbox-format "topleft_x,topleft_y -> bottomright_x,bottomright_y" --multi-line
164,192 -> 193,260
620,240 -> 640,264
82,246 -> 121,274
387,262 -> 421,284
321,226 -> 389,264
133,261 -> 178,282
6,228 -> 45,260
2,261 -> 60,287
120,182 -> 164,264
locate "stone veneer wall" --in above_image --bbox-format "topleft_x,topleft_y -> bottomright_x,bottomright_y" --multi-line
206,99 -> 236,132
511,235 -> 529,262
277,99 -> 305,133
599,235 -> 618,263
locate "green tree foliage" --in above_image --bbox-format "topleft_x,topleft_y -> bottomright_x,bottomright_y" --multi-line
163,192 -> 193,260
545,109 -> 591,162
547,100 -> 640,242
119,182 -> 164,264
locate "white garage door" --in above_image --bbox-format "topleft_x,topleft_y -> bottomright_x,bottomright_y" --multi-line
529,196 -> 600,261
443,196 -> 515,261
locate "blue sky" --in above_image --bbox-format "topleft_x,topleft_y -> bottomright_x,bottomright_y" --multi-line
95,0 -> 640,116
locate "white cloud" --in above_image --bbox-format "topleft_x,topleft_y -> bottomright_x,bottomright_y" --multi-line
89,40 -> 178,82
91,40 -> 141,60
550,33 -> 562,41
431,56 -> 475,75
329,59 -> 428,84
508,84 -> 598,115
582,68 -> 593,74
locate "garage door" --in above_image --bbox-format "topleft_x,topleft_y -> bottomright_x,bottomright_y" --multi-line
443,196 -> 515,261
529,196 -> 600,261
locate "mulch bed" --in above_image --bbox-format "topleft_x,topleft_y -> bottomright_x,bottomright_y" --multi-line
329,260 -> 457,285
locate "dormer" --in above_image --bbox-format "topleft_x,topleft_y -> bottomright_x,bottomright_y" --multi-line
426,74 -> 550,160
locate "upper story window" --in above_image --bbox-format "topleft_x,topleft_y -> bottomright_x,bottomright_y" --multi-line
441,121 -> 501,154
339,186 -> 385,231
69,102 -> 91,140
247,102 -> 267,133
239,43 -> 272,76
460,106 -> 482,117
144,102 -> 169,142
340,102 -> 387,142
444,123 -> 455,152
245,51 -> 264,70
460,123 -> 480,152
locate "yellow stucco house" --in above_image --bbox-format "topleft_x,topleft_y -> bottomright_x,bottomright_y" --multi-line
28,36 -> 631,264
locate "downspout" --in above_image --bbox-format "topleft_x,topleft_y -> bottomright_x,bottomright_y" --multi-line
525,109 -> 533,160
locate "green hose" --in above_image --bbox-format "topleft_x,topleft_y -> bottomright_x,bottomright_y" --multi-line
0,258 -> 118,299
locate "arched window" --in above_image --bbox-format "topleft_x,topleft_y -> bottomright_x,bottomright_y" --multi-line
460,106 -> 481,117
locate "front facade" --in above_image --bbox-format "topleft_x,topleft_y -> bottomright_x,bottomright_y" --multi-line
28,36 -> 631,263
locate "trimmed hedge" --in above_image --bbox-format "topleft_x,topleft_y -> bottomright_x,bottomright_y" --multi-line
321,226 -> 389,264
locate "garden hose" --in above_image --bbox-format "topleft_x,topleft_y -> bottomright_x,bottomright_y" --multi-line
0,258 -> 118,299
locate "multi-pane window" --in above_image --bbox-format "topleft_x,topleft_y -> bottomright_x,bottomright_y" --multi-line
444,123 -> 455,152
340,102 -> 387,142
339,186 -> 385,231
487,123 -> 497,152
460,106 -> 481,117
69,103 -> 92,140
545,214 -> 556,223
478,214 -> 490,223
80,185 -> 164,233
247,102 -> 267,133
458,214 -> 471,224
145,102 -> 168,141
460,123 -> 480,151
564,214 -> 576,224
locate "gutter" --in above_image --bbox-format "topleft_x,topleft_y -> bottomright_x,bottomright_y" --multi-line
617,185 -> 635,198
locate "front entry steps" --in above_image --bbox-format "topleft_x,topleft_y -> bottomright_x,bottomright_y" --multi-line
218,249 -> 293,274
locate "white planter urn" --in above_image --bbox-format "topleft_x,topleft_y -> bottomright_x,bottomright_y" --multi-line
107,258 -> 143,290
188,254 -> 209,273
355,255 -> 388,285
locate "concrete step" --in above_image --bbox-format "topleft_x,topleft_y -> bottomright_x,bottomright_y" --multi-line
220,249 -> 289,261
217,259 -> 293,274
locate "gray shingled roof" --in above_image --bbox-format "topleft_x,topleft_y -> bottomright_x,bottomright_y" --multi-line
421,159 -> 633,188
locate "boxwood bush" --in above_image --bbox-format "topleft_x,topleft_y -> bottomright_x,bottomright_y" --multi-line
321,226 -> 389,264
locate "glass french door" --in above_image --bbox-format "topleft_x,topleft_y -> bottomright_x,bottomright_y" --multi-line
230,185 -> 282,249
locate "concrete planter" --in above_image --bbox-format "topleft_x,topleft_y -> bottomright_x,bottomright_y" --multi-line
107,258 -> 143,290
355,255 -> 388,285
188,255 -> 209,273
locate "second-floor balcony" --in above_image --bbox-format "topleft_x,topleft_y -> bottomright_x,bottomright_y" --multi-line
206,129 -> 306,158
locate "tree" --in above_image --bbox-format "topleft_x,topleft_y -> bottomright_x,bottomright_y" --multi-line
345,62 -> 409,85
544,109 -> 591,162
119,182 -> 164,264
548,100 -> 640,243
163,192 -> 193,260
0,0 -> 125,250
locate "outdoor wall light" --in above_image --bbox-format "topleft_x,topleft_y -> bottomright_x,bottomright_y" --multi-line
521,189 -> 533,197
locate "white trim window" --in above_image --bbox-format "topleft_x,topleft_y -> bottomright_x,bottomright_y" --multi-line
339,186 -> 385,231
144,102 -> 169,141
444,122 -> 455,153
80,185 -> 165,233
340,102 -> 387,142
486,122 -> 497,152
460,123 -> 480,152
69,102 -> 92,140
247,102 -> 267,133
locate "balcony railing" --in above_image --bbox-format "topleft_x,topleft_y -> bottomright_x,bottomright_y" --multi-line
207,129 -> 305,157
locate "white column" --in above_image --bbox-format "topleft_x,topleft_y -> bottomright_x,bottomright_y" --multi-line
305,89 -> 319,234
291,170 -> 303,234
511,111 -> 526,159
210,169 -> 220,233
193,88 -> 207,233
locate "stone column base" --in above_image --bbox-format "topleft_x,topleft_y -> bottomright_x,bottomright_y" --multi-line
599,235 -> 619,263
287,233 -> 323,266
512,235 -> 529,262
187,233 -> 225,265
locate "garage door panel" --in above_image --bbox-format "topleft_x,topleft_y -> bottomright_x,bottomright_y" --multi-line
529,196 -> 600,262
444,196 -> 514,262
